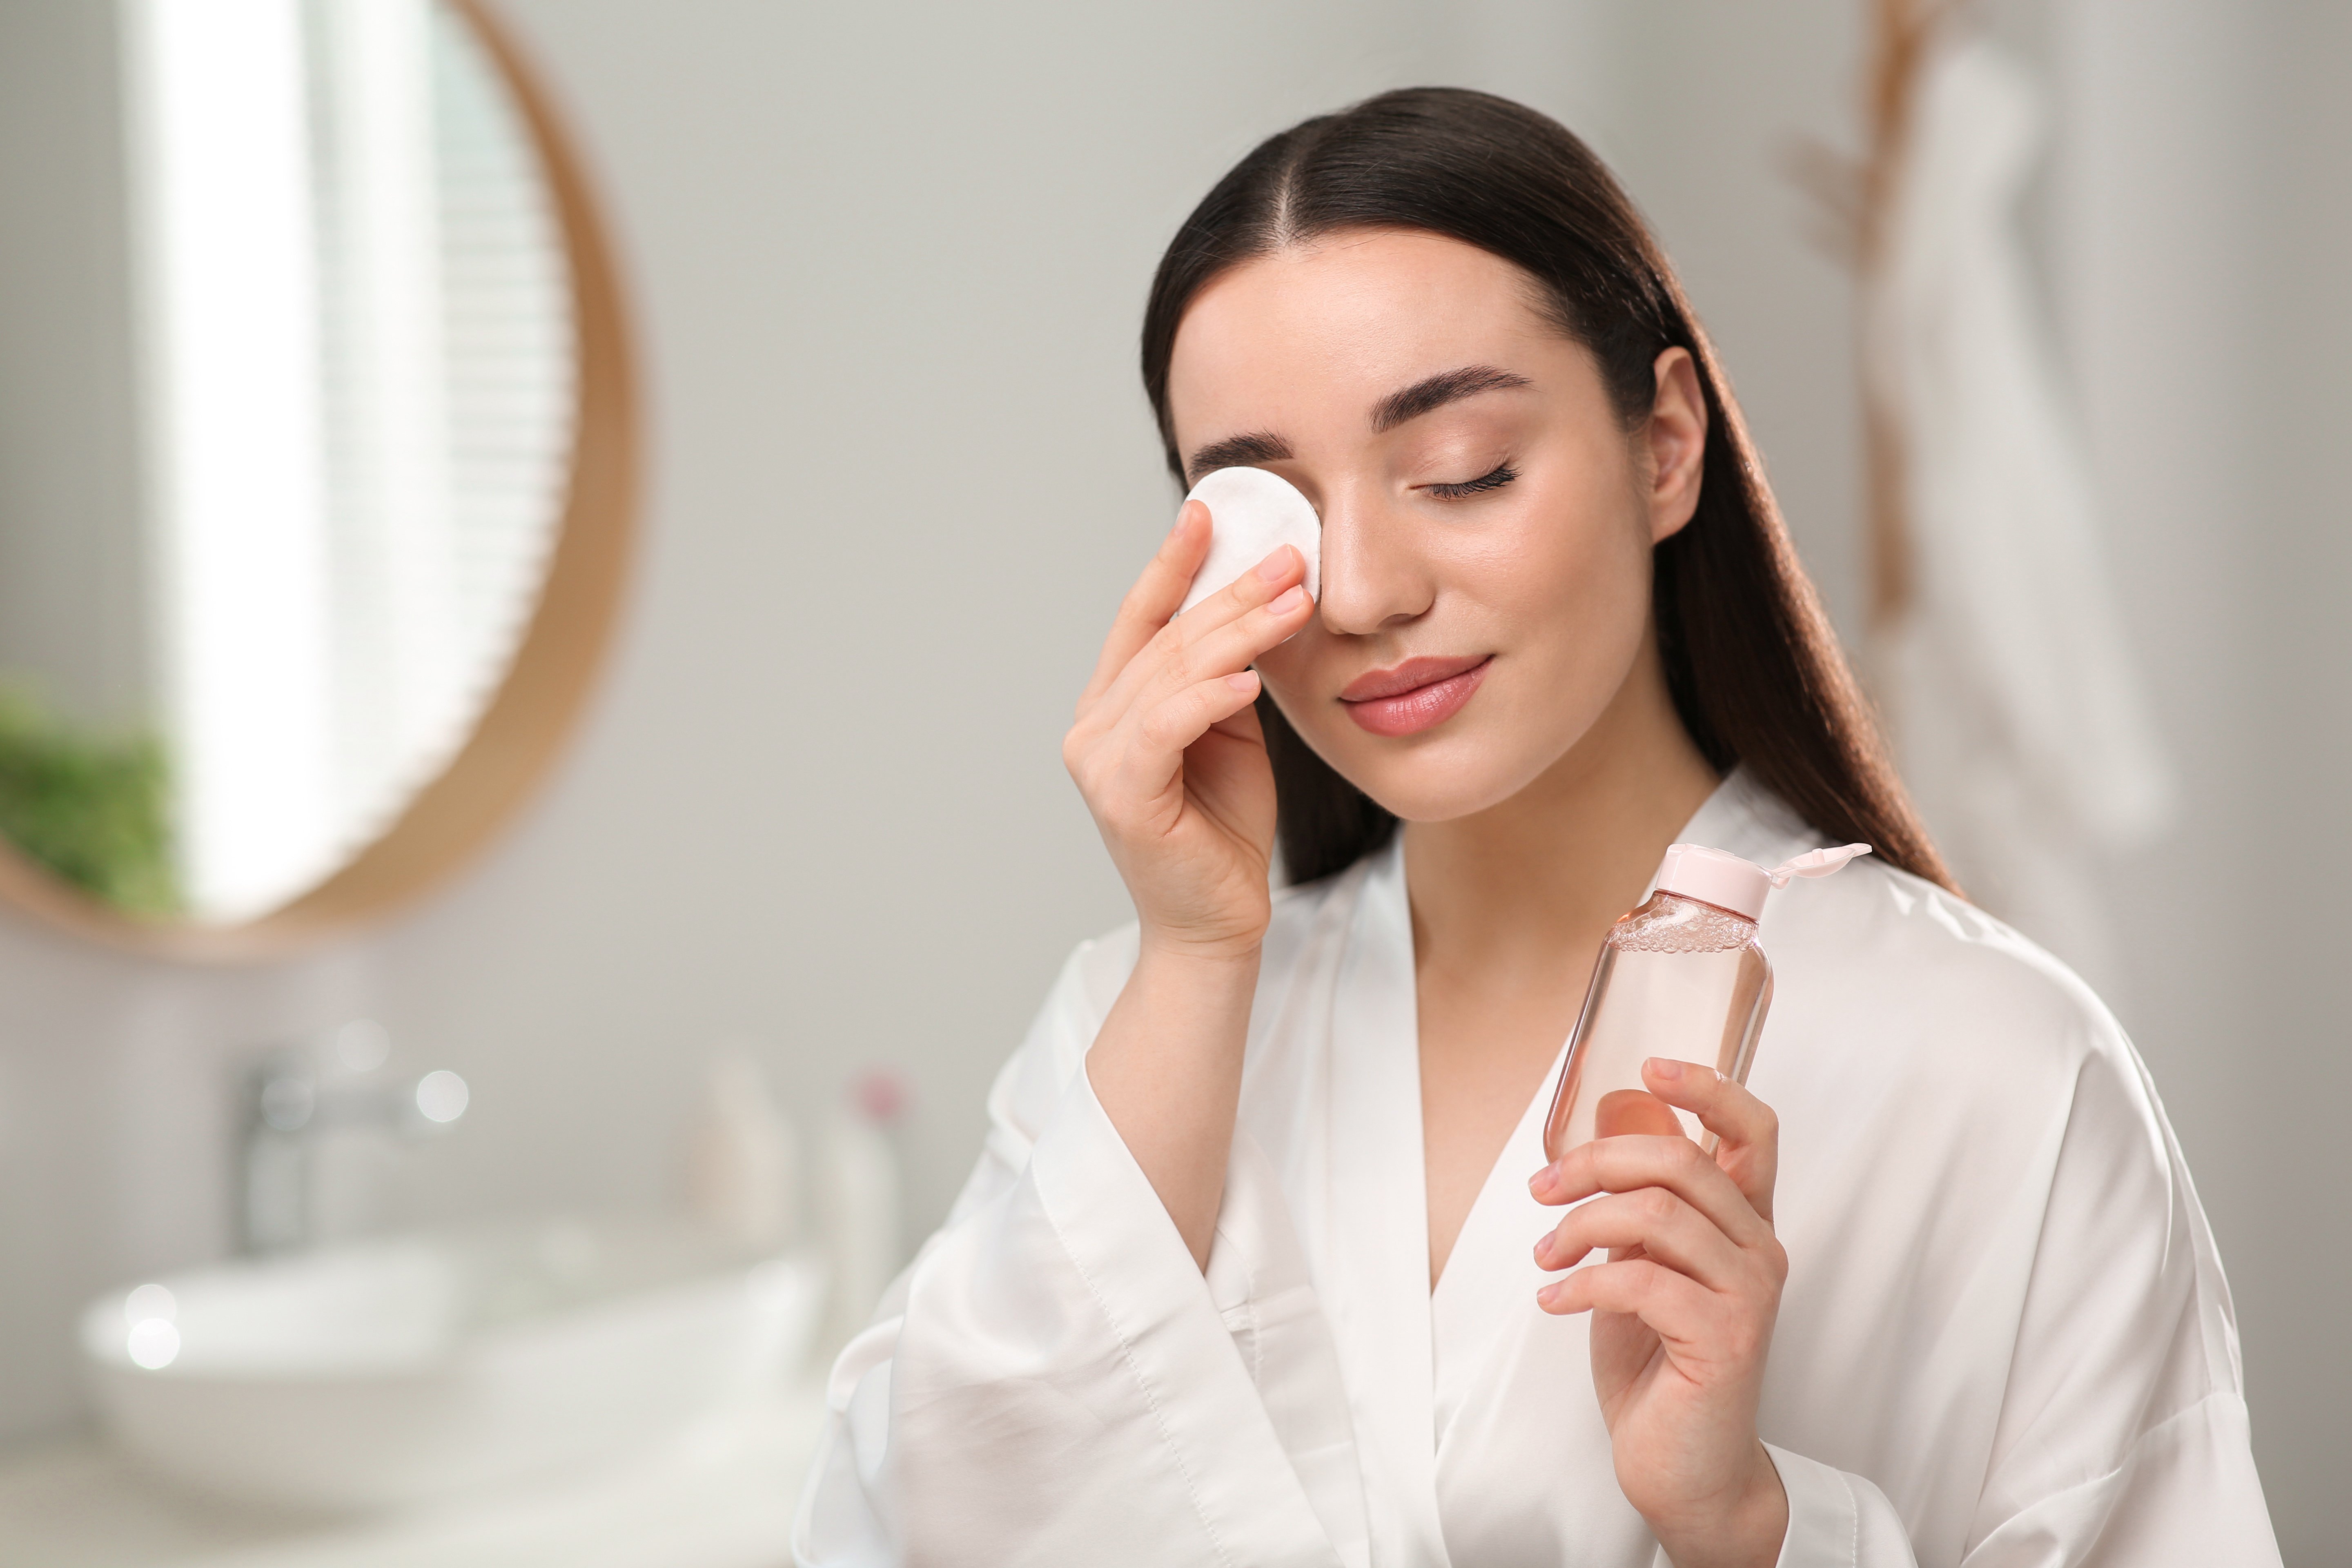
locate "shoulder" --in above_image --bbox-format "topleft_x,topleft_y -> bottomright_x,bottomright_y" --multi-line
1751,855 -> 2247,1503
1763,855 -> 2203,1300
1770,857 -> 2119,1060
1765,845 -> 2203,1248
1704,774 -> 2125,1095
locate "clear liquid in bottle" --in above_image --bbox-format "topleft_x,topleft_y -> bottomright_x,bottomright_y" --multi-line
1542,889 -> 1773,1160
1541,840 -> 1871,1162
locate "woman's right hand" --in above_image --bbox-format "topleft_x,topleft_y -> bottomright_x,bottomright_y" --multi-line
1064,500 -> 1316,961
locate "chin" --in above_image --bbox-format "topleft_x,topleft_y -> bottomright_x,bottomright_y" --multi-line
1292,712 -> 1568,825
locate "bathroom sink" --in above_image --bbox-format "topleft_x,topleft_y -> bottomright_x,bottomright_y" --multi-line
79,1218 -> 823,1514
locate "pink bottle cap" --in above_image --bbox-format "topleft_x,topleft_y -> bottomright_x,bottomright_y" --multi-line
1655,842 -> 1873,922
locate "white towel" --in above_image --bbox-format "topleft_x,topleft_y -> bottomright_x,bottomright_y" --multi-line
1867,40 -> 2174,988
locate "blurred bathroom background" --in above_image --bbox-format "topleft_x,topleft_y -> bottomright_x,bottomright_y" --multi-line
0,0 -> 2343,1561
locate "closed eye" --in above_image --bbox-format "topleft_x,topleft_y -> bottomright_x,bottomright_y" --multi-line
1425,462 -> 1518,501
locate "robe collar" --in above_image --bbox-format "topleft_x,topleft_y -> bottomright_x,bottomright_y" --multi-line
1322,767 -> 1810,1555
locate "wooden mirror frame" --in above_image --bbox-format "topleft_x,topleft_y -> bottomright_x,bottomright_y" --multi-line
0,0 -> 636,963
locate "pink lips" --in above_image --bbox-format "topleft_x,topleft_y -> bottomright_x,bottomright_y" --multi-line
1339,655 -> 1493,737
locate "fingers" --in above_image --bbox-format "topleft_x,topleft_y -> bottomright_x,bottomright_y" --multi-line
1084,510 -> 1314,714
1529,1132 -> 1772,1250
1089,549 -> 1311,724
1536,1256 -> 1783,1398
1639,1058 -> 1780,1222
1065,521 -> 1308,851
1089,671 -> 1265,813
1175,538 -> 1312,631
1537,1254 -> 1782,1382
1082,502 -> 1214,704
1639,1058 -> 1772,1151
1537,1257 -> 1715,1335
1132,673 -> 1265,773
1534,1187 -> 1749,1291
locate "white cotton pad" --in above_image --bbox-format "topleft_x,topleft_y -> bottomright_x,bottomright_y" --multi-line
1175,466 -> 1321,617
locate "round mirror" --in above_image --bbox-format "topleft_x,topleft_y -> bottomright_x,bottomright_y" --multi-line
0,0 -> 631,958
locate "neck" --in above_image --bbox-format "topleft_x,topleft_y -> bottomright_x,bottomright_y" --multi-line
1401,637 -> 1719,973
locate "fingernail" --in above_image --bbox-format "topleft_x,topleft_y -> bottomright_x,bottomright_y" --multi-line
1269,585 -> 1308,614
1528,1163 -> 1557,1198
1648,1057 -> 1682,1081
1226,672 -> 1259,693
1255,546 -> 1294,582
1537,1283 -> 1561,1309
1532,1236 -> 1553,1267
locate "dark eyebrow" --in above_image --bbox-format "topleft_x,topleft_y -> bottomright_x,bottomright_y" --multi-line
1180,365 -> 1525,483
1183,430 -> 1292,487
1369,365 -> 1532,433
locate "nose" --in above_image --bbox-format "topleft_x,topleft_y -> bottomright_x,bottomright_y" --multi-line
1314,483 -> 1434,637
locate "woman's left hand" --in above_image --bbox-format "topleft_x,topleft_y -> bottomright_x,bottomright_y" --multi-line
1528,1057 -> 1790,1568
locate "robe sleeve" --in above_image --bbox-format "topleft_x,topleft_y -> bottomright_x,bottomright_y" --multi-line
1761,1446 -> 1918,1568
791,937 -> 1357,1568
1757,1012 -> 2278,1568
1948,1034 -> 2279,1566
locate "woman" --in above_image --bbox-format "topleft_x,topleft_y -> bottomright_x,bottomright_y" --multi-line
795,89 -> 2274,1566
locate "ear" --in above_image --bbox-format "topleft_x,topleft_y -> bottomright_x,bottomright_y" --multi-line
1643,347 -> 1708,544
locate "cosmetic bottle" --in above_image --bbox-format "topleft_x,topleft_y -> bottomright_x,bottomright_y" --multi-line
1541,842 -> 1871,1161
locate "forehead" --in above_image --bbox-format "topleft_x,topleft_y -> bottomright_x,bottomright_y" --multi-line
1166,230 -> 1558,436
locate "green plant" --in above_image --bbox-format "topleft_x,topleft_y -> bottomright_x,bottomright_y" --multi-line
0,685 -> 180,917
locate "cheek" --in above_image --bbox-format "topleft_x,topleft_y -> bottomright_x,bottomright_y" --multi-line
1250,467 -> 1656,819
1517,540 -> 1643,652
1438,472 -> 1658,785
1451,473 -> 1650,655
1250,626 -> 1361,768
1251,628 -> 1322,709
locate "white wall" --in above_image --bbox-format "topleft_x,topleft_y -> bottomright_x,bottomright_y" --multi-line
0,0 -> 2340,1555
2056,5 -> 2352,1555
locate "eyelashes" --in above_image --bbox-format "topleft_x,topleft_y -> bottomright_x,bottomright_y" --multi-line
1426,461 -> 1519,501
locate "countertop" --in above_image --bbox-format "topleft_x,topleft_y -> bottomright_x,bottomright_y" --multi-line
0,1383 -> 828,1568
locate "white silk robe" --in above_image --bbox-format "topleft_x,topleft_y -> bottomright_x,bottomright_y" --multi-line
794,773 -> 2278,1566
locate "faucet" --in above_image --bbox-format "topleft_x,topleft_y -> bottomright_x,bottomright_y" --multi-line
236,1022 -> 470,1253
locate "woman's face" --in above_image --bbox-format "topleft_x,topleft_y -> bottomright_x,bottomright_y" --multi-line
1164,228 -> 1708,823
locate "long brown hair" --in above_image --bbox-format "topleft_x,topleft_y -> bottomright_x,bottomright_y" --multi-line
1140,87 -> 1950,890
